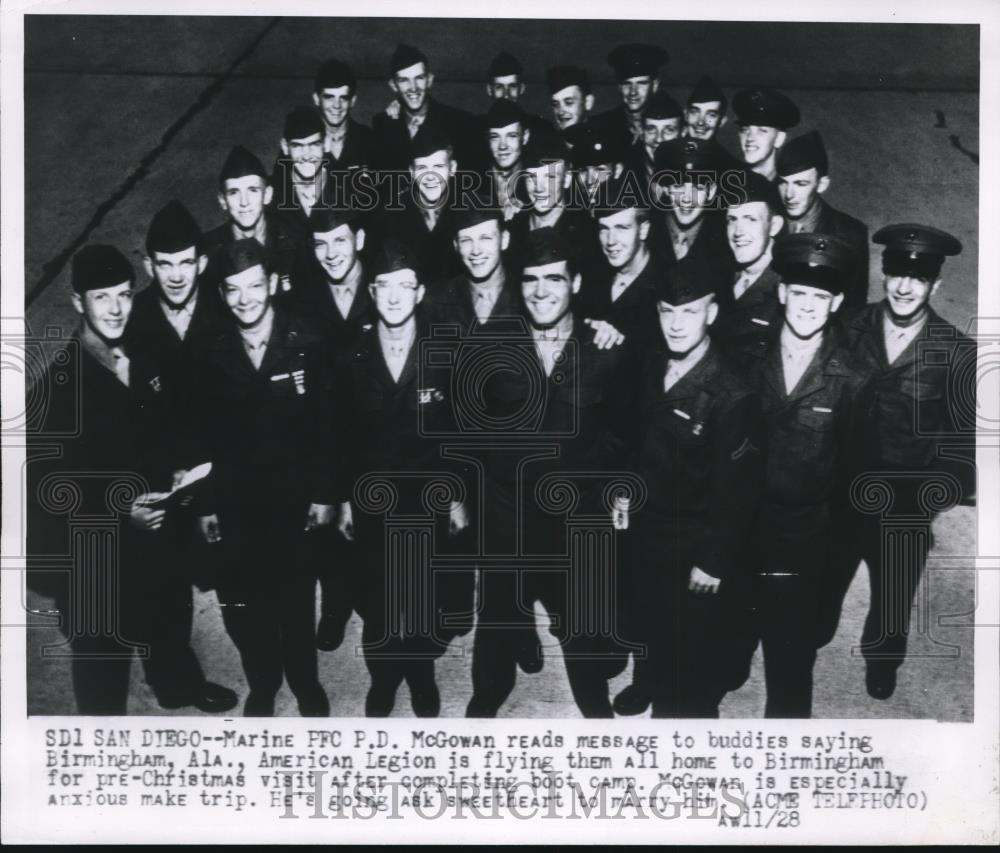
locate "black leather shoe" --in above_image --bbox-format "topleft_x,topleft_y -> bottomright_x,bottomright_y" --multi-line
612,684 -> 652,716
158,681 -> 239,714
366,685 -> 397,717
316,614 -> 347,652
408,679 -> 441,718
516,634 -> 543,674
865,665 -> 897,700
244,692 -> 276,717
298,687 -> 330,717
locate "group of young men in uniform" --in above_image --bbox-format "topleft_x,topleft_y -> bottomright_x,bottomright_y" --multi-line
28,41 -> 976,720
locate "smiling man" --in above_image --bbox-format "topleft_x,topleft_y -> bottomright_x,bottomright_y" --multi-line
484,99 -> 531,221
740,233 -> 864,718
776,130 -> 870,308
546,65 -> 595,137
372,43 -> 484,174
732,87 -> 800,181
312,58 -> 373,172
625,89 -> 684,187
684,76 -> 728,143
182,239 -> 340,717
467,227 -> 636,719
712,169 -> 786,354
593,43 -> 669,150
272,106 -> 331,232
838,224 -> 975,702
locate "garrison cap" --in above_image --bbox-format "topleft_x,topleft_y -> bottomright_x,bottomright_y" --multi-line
546,65 -> 591,96
146,200 -> 201,256
220,238 -> 269,280
314,58 -> 357,93
655,255 -> 726,306
522,126 -> 569,169
72,244 -> 135,295
643,90 -> 684,122
591,173 -> 650,220
283,105 -> 325,141
776,130 -> 829,178
688,75 -> 728,113
370,237 -> 422,281
732,87 -> 800,130
567,122 -> 626,167
452,190 -> 504,235
727,168 -> 783,215
521,226 -> 575,269
874,223 -> 962,280
772,232 -> 854,294
219,145 -> 268,185
390,43 -> 428,75
607,43 -> 668,81
485,99 -> 527,130
488,50 -> 523,79
308,205 -> 360,234
410,122 -> 453,160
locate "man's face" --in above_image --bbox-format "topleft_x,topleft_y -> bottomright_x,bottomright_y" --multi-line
884,274 -> 939,320
726,201 -> 778,267
371,268 -> 424,327
643,117 -> 681,160
391,61 -> 432,113
221,264 -> 274,328
145,246 -> 205,308
597,207 -> 649,270
522,260 -> 578,327
73,281 -> 133,342
576,162 -> 617,199
411,148 -> 454,205
667,179 -> 717,227
313,85 -> 355,128
685,101 -> 724,141
619,75 -> 657,114
488,121 -> 526,171
551,86 -> 590,131
657,294 -> 717,356
777,167 -> 829,220
525,160 -> 568,214
779,282 -> 842,339
218,175 -> 272,231
455,219 -> 508,282
488,75 -> 523,102
738,124 -> 784,167
282,132 -> 324,180
312,224 -> 361,284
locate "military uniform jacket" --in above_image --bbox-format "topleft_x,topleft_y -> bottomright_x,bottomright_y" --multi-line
712,266 -> 783,357
180,309 -> 341,517
578,253 -> 660,348
592,104 -> 640,152
295,261 -> 374,357
506,206 -> 605,281
202,211 -> 313,306
648,209 -> 735,274
374,189 -> 464,285
483,318 -> 638,534
372,96 -> 487,173
844,302 -> 976,499
422,268 -> 524,335
813,199 -> 870,309
323,118 -> 375,174
630,343 -> 765,581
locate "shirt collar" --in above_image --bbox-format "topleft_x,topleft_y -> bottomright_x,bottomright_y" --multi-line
737,243 -> 774,282
239,307 -> 275,351
159,289 -> 197,318
79,324 -> 124,375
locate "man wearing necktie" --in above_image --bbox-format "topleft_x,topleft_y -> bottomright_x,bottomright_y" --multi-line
615,255 -> 765,718
712,170 -> 786,358
776,131 -> 870,309
739,234 -> 865,718
838,224 -> 975,702
183,239 -> 340,717
466,227 -> 635,718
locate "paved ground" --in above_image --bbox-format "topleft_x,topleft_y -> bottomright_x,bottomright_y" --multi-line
20,16 -> 979,719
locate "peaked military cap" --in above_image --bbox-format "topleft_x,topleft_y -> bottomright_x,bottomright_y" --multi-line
874,223 -> 962,280
732,87 -> 800,130
72,244 -> 135,294
522,126 -> 569,169
567,121 -> 626,167
146,200 -> 201,256
607,43 -> 669,81
653,137 -> 734,184
772,232 -> 854,294
591,173 -> 650,219
776,130 -> 829,178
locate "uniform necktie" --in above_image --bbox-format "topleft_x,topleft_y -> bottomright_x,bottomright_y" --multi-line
611,274 -> 629,303
473,289 -> 495,322
673,233 -> 690,259
733,272 -> 754,301
333,285 -> 354,319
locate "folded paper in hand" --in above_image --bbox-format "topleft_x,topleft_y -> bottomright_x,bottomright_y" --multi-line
144,463 -> 212,509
